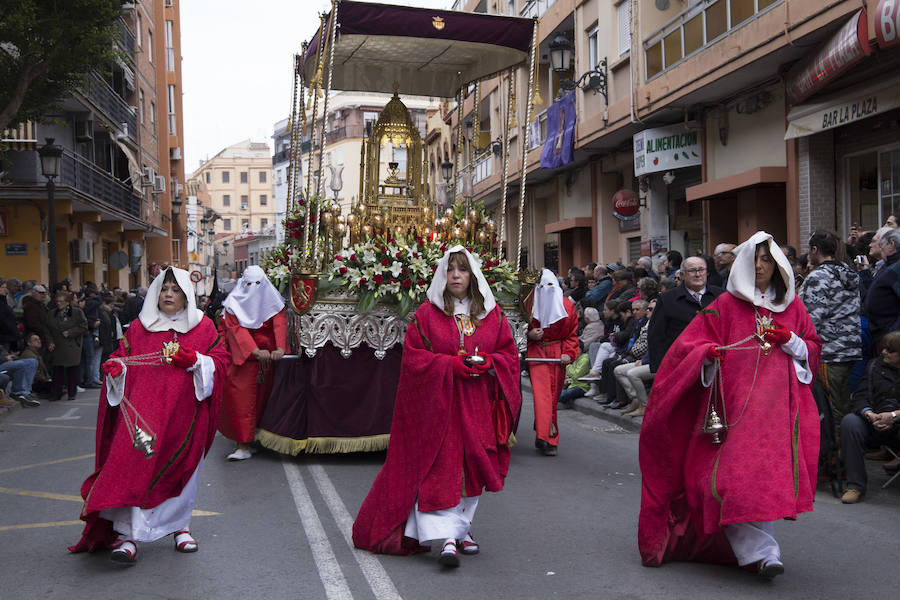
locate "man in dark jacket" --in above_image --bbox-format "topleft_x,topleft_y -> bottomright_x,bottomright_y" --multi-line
800,230 -> 862,420
839,330 -> 900,504
863,228 -> 900,351
647,255 -> 723,373
22,285 -> 52,349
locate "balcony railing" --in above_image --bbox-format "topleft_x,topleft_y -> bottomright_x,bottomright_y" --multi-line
472,154 -> 493,185
326,124 -> 366,144
79,73 -> 137,143
643,0 -> 783,80
273,147 -> 291,165
520,0 -> 557,19
58,150 -> 142,219
117,18 -> 136,53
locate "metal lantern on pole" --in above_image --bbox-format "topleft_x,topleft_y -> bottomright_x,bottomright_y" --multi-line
38,138 -> 63,289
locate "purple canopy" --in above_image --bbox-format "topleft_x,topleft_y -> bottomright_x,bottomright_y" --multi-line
302,1 -> 534,97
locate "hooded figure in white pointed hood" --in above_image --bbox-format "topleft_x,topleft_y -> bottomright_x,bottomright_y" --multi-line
526,268 -> 579,455
218,265 -> 289,461
638,231 -> 822,579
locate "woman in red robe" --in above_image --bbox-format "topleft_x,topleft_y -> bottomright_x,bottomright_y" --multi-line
218,265 -> 288,461
352,245 -> 521,568
527,269 -> 579,456
638,231 -> 822,579
68,267 -> 230,564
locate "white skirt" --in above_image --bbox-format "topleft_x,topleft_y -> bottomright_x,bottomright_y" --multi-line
99,459 -> 203,542
403,497 -> 479,544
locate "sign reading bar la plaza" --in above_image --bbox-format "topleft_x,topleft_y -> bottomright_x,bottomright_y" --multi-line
633,123 -> 702,176
785,80 -> 900,139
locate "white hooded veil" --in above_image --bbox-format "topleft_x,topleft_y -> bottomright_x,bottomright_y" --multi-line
426,245 -> 496,320
726,230 -> 795,313
139,267 -> 204,333
533,268 -> 568,328
221,265 -> 285,329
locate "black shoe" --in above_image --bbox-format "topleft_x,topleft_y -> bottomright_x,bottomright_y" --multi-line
542,444 -> 558,456
597,396 -> 614,405
84,382 -> 102,389
535,438 -> 548,451
13,393 -> 40,407
883,459 -> 900,474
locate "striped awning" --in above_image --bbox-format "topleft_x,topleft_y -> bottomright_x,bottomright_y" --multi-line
1,121 -> 37,151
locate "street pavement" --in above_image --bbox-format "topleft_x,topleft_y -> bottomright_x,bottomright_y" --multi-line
1,383 -> 898,599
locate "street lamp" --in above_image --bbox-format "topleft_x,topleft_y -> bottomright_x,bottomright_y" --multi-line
548,33 -> 609,103
172,198 -> 182,215
440,160 -> 453,184
38,138 -> 62,289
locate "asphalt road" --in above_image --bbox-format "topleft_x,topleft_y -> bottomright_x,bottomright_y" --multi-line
1,384 -> 898,599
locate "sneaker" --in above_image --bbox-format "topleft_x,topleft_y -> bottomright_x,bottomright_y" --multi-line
13,393 -> 40,407
841,489 -> 863,504
227,448 -> 253,461
76,386 -> 86,393
584,383 -> 600,397
438,540 -> 460,567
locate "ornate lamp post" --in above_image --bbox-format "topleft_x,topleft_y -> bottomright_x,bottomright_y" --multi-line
38,138 -> 63,289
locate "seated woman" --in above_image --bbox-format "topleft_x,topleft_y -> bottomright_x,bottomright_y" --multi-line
69,267 -> 230,564
352,246 -> 521,568
839,330 -> 900,503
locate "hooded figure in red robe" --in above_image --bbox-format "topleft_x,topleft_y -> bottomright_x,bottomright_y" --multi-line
352,246 -> 521,567
69,267 -> 230,564
527,269 -> 579,455
218,265 -> 288,461
638,231 -> 821,579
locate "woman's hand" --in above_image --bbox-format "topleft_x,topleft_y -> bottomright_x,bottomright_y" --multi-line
452,354 -> 481,378
252,348 -> 271,362
560,353 -> 572,365
270,348 -> 285,361
170,347 -> 198,369
101,360 -> 123,378
763,322 -> 792,346
527,328 -> 543,341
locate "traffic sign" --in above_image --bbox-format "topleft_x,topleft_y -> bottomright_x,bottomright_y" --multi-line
190,270 -> 203,283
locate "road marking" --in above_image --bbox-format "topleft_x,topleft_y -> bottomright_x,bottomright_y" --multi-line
283,460 -> 354,600
0,486 -> 82,502
0,520 -> 83,531
7,423 -> 94,430
46,408 -> 81,421
0,453 -> 94,474
309,464 -> 402,600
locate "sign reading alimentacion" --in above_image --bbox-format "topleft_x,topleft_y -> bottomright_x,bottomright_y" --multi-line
633,123 -> 702,177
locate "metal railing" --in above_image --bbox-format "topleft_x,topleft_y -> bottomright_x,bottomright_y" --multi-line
117,18 -> 136,53
520,0 -> 557,19
79,74 -> 137,144
326,124 -> 366,144
58,150 -> 142,218
273,148 -> 291,165
473,154 -> 493,185
643,0 -> 783,80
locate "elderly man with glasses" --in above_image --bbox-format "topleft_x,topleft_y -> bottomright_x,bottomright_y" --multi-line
647,256 -> 724,375
864,227 -> 900,352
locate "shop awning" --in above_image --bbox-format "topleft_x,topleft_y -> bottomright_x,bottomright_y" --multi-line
686,167 -> 787,202
785,75 -> 900,140
1,121 -> 37,150
301,1 -> 534,97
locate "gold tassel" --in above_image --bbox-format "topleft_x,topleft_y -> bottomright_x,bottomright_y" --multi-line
531,20 -> 542,110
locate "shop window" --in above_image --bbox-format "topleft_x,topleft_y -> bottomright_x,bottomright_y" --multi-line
706,1 -> 727,41
683,14 -> 704,56
847,153 -> 878,229
879,149 -> 900,223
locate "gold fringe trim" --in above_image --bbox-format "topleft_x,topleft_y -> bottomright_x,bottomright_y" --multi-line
255,428 -> 390,455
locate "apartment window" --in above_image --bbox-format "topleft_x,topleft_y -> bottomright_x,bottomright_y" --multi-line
259,171 -> 266,183
261,218 -> 269,229
222,194 -> 231,207
223,218 -> 232,231
205,172 -> 210,184
240,171 -> 248,183
260,194 -> 267,206
150,101 -> 157,126
165,21 -> 175,71
588,26 -> 599,70
139,89 -> 145,124
241,195 -> 248,209
147,30 -> 153,63
167,84 -> 177,135
241,218 -> 249,231
222,171 -> 230,183
136,13 -> 142,47
616,1 -> 631,57
508,0 -> 514,15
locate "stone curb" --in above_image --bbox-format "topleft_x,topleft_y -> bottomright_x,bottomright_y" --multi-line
521,377 -> 642,434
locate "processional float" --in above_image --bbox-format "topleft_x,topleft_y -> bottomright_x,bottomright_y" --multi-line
258,0 -> 542,454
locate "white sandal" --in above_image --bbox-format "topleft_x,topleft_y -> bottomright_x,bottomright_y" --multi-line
438,539 -> 460,567
110,540 -> 138,564
174,529 -> 198,553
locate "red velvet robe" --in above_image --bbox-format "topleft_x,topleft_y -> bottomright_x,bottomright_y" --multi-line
527,298 -> 579,446
69,317 -> 230,552
218,308 -> 288,443
352,302 -> 522,555
638,293 -> 821,566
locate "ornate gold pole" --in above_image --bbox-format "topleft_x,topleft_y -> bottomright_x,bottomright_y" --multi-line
499,68 -> 513,257
303,14 -> 327,261
455,88 -> 464,208
312,0 -> 339,266
517,19 -> 539,271
286,54 -> 299,212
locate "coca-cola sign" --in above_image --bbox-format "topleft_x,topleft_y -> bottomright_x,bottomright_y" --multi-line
613,189 -> 640,221
877,0 -> 900,49
786,10 -> 871,105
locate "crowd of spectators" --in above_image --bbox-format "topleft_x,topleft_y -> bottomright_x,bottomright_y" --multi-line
554,216 -> 900,501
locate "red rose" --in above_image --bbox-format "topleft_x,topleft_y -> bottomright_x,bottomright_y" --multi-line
390,279 -> 397,284
412,252 -> 418,258
395,251 -> 402,259
489,277 -> 496,284
298,198 -> 306,206
402,280 -> 411,288
381,258 -> 389,266
359,277 -> 367,285
401,268 -> 408,275
417,279 -> 426,286
339,267 -> 347,275
349,254 -> 357,261
335,256 -> 343,261
374,274 -> 384,285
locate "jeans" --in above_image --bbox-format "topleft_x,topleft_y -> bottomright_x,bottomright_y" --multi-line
80,333 -> 101,385
559,387 -> 586,404
0,358 -> 38,396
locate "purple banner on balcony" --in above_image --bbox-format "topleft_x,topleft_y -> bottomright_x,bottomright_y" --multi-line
540,91 -> 576,170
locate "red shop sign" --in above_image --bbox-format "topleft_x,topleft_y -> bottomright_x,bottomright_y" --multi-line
786,9 -> 871,105
877,0 -> 900,49
612,189 -> 640,220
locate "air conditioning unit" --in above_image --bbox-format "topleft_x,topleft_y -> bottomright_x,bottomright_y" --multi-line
75,120 -> 94,142
153,175 -> 166,193
70,239 -> 94,264
142,166 -> 155,185
170,146 -> 182,160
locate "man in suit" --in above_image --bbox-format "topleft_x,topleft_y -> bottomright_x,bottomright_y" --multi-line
647,255 -> 723,373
